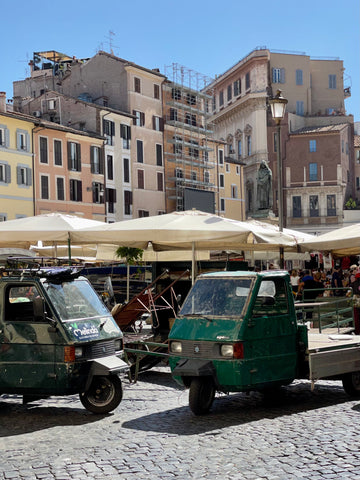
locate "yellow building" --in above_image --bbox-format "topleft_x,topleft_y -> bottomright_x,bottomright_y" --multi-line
0,93 -> 35,220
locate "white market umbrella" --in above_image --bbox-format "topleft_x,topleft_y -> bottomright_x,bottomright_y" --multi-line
73,210 -> 301,251
300,223 -> 360,257
0,213 -> 105,261
73,210 -> 306,283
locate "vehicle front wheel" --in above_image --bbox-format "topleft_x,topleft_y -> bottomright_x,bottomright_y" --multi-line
80,375 -> 123,414
189,377 -> 215,415
342,371 -> 360,397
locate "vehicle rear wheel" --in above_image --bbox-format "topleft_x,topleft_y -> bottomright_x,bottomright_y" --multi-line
342,371 -> 360,397
80,375 -> 123,414
189,377 -> 215,415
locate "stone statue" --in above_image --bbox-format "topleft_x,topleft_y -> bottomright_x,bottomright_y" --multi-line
257,161 -> 272,210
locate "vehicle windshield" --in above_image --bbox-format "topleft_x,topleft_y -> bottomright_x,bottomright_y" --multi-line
179,277 -> 253,317
44,278 -> 110,321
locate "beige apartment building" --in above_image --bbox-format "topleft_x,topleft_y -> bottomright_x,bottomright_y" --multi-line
14,50 -> 167,218
206,47 -> 353,231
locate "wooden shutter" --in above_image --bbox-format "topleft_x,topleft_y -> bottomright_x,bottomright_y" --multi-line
90,146 -> 95,173
76,143 -> 81,171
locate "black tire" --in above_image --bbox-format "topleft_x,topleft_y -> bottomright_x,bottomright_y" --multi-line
342,371 -> 360,397
189,377 -> 215,415
80,375 -> 123,414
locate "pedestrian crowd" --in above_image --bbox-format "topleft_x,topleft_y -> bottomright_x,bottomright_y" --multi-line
288,263 -> 360,300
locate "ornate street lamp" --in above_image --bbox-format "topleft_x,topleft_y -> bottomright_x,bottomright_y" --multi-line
269,90 -> 288,268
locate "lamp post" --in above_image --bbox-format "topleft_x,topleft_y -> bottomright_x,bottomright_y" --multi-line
269,90 -> 288,268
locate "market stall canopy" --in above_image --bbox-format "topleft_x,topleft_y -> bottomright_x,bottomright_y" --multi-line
299,223 -> 360,256
0,213 -> 105,250
73,209 -> 305,252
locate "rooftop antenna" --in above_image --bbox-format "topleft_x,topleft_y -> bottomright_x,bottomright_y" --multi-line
105,30 -> 119,55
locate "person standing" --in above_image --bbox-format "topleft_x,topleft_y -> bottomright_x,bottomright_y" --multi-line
290,269 -> 300,295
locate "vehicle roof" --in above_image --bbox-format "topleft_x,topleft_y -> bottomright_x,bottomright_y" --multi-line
198,270 -> 289,279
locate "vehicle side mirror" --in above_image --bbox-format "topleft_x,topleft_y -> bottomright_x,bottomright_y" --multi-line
33,296 -> 45,320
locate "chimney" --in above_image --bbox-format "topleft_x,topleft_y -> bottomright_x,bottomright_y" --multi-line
0,92 -> 6,113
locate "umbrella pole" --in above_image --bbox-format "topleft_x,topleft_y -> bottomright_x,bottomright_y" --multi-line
68,234 -> 72,266
192,242 -> 195,285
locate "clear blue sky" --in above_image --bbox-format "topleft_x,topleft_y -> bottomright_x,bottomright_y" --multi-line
1,0 -> 359,121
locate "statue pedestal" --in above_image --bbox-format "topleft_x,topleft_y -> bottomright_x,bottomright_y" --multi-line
252,209 -> 275,220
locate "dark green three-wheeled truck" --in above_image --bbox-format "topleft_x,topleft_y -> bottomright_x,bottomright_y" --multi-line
169,270 -> 360,414
0,265 -> 128,413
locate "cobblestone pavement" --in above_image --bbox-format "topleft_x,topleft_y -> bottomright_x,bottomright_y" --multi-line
1,366 -> 360,480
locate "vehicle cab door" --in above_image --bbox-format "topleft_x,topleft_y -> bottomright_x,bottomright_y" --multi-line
245,276 -> 297,386
0,283 -> 59,392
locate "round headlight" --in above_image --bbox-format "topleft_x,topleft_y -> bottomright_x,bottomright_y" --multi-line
170,341 -> 182,354
221,344 -> 234,357
75,346 -> 83,358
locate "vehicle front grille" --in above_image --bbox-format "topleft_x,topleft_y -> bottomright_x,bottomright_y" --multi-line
85,340 -> 116,359
176,340 -> 223,359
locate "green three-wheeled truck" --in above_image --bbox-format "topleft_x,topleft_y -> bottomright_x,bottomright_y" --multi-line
169,270 -> 360,414
0,264 -> 128,413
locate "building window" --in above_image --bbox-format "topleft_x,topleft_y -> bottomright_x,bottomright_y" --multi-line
157,172 -> 163,191
90,146 -> 103,174
246,135 -> 252,156
0,163 -> 10,183
173,136 -> 182,155
220,198 -> 225,212
219,173 -> 224,188
106,188 -> 116,214
120,124 -> 131,149
218,149 -> 224,166
226,164 -> 230,173
154,84 -> 160,99
309,140 -> 317,152
92,182 -> 104,204
236,165 -> 240,175
188,141 -> 199,158
309,163 -> 318,181
17,165 -> 32,186
123,158 -> 130,183
67,142 -> 81,171
233,79 -> 241,96
245,72 -> 251,90
212,95 -> 216,112
185,113 -> 196,126
138,169 -> 144,189
107,155 -> 114,180
134,77 -> 141,93
176,168 -> 183,179
56,177 -> 65,201
156,144 -> 163,166
137,140 -> 143,163
39,137 -> 48,164
139,210 -> 150,218
219,90 -> 224,107
69,179 -> 82,202
153,116 -> 163,131
170,108 -> 177,121
172,88 -> 181,100
296,69 -> 303,85
40,175 -> 49,199
204,171 -> 210,183
0,125 -> 9,147
296,101 -> 304,116
272,68 -> 285,84
231,185 -> 237,198
133,110 -> 145,127
186,93 -> 196,105
103,119 -> 115,146
54,140 -> 62,166
227,85 -> 232,102
238,139 -> 242,157
16,130 -> 29,151
329,74 -> 336,89
292,196 -> 301,217
191,171 -> 197,181
327,194 -> 336,216
124,190 -> 132,215
309,195 -> 319,217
